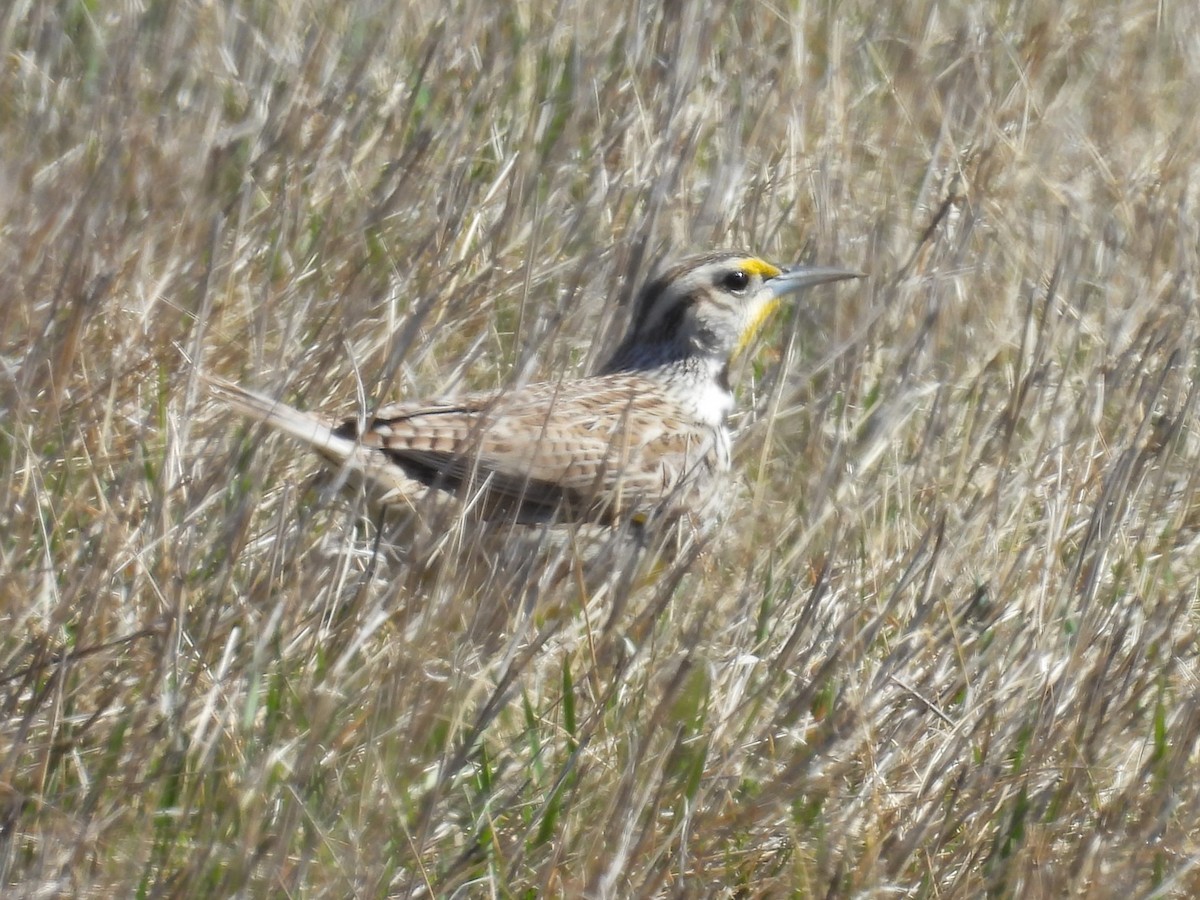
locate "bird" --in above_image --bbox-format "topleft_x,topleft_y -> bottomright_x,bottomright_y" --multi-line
209,251 -> 860,536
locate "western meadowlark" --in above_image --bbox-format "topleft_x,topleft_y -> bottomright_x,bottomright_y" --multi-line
210,251 -> 859,533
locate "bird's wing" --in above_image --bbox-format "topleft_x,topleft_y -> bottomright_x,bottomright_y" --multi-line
210,374 -> 714,521
355,377 -> 712,517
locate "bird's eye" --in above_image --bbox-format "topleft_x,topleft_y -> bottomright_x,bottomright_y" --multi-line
721,269 -> 750,292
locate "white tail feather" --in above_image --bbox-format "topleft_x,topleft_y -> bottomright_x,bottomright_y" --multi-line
205,376 -> 359,464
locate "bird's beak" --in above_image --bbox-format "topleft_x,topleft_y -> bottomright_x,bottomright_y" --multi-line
733,264 -> 863,361
767,265 -> 863,299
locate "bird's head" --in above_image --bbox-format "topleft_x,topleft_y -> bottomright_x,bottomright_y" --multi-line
604,251 -> 860,373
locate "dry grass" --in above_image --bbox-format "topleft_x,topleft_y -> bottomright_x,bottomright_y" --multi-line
4,0 -> 1200,896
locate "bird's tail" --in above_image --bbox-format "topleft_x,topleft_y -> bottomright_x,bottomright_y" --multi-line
205,375 -> 359,464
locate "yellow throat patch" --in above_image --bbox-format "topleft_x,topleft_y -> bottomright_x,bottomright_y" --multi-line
734,258 -> 784,359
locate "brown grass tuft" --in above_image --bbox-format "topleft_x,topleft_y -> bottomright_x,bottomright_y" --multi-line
4,0 -> 1200,895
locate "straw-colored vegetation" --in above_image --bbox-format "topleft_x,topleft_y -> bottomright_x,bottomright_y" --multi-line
4,0 -> 1200,895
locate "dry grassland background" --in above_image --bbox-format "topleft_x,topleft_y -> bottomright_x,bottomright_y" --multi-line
3,0 -> 1200,896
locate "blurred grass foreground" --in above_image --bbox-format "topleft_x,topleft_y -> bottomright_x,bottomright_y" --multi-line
3,1 -> 1200,896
